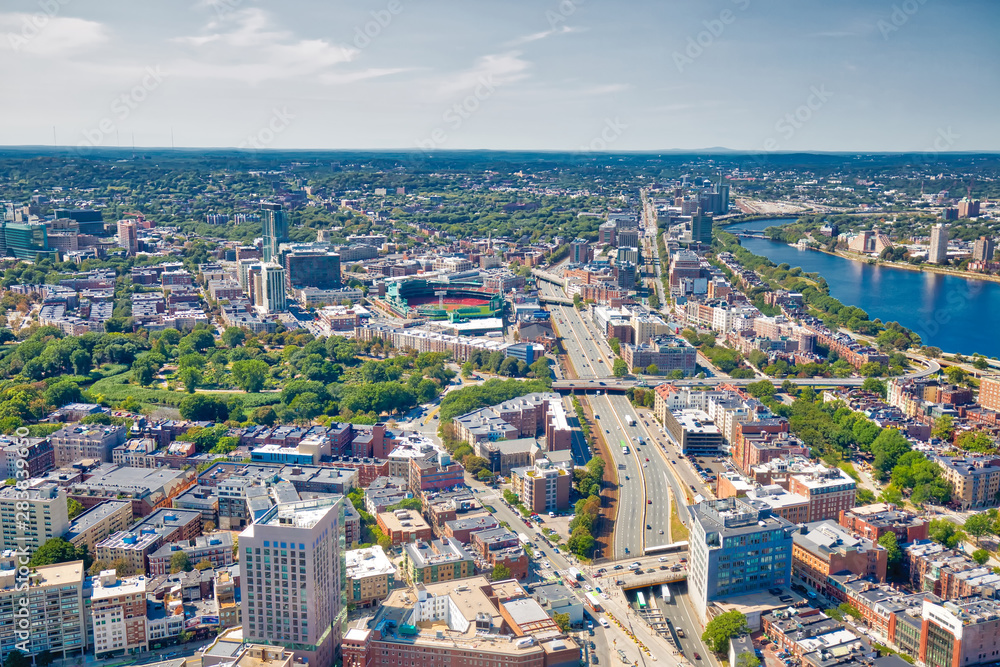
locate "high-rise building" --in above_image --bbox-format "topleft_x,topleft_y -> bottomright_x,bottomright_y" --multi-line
928,224 -> 949,264
240,497 -> 346,667
283,246 -> 342,290
958,198 -> 981,219
0,560 -> 87,659
570,238 -> 590,264
258,264 -> 287,313
616,228 -> 639,248
972,236 -> 995,262
90,570 -> 149,657
117,219 -> 138,256
261,202 -> 289,263
691,210 -> 713,245
0,482 -> 70,552
688,497 -> 796,621
54,208 -> 105,235
598,221 -> 616,246
0,221 -> 58,260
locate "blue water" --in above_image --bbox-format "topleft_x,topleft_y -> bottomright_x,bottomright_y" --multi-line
722,218 -> 1000,358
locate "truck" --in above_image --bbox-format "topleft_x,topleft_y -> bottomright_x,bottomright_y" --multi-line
625,415 -> 635,427
568,567 -> 583,582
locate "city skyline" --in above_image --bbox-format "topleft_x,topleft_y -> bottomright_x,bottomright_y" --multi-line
1,0 -> 998,152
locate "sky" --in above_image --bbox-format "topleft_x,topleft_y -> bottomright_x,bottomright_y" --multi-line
2,0 -> 999,152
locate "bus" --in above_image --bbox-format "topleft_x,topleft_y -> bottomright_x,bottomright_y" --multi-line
636,591 -> 647,609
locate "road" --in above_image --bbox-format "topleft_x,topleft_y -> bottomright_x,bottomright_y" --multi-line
589,393 -> 648,560
542,280 -> 617,378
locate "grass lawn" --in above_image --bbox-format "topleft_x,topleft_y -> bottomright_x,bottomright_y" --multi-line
670,491 -> 689,542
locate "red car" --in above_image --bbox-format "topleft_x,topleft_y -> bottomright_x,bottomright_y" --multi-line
524,520 -> 532,528
647,500 -> 652,504
694,653 -> 701,660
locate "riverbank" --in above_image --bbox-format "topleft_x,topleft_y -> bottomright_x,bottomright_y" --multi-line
808,245 -> 1000,285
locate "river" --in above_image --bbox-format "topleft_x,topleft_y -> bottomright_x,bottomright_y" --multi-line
722,218 -> 1000,358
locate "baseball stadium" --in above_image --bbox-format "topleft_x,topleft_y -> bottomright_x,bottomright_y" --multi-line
381,278 -> 503,321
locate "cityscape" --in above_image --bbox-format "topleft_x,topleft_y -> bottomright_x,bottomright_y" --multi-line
2,4 -> 1000,667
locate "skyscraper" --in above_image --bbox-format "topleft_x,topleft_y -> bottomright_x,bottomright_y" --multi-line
258,264 -> 288,313
261,202 -> 289,263
691,210 -> 713,245
928,224 -> 949,264
283,246 -> 342,290
570,238 -> 590,264
117,219 -> 138,256
973,236 -> 995,262
240,497 -> 346,667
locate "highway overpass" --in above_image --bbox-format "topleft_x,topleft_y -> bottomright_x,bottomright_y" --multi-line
539,295 -> 573,306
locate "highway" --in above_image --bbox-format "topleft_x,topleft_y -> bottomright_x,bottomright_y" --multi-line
589,393 -> 647,560
542,280 -> 617,378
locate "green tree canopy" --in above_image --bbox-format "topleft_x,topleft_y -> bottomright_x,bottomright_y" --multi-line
702,610 -> 749,654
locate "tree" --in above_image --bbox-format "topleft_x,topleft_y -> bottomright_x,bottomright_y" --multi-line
492,563 -> 512,581
195,559 -> 214,570
646,364 -> 659,375
612,358 -> 628,378
34,651 -> 55,667
178,367 -> 202,393
878,532 -> 902,573
609,337 -> 621,356
702,610 -> 749,654
30,538 -> 87,567
222,327 -> 246,348
553,612 -> 571,632
878,485 -> 903,505
477,468 -> 493,482
231,359 -> 269,393
132,356 -> 159,386
972,549 -> 991,565
179,395 -> 229,421
746,380 -> 776,399
463,455 -> 490,476
3,651 -> 29,667
70,349 -> 92,375
736,653 -> 761,667
928,518 -> 964,548
251,405 -> 277,426
838,603 -> 863,620
932,415 -> 955,442
67,498 -> 85,519
944,366 -> 967,385
44,379 -> 82,408
856,488 -> 876,505
461,361 -> 475,378
964,513 -> 992,545
170,551 -> 192,573
862,377 -> 887,398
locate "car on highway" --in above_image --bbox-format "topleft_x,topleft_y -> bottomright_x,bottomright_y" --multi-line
646,524 -> 651,529
613,564 -> 624,570
671,460 -> 676,464
694,653 -> 701,660
647,500 -> 652,504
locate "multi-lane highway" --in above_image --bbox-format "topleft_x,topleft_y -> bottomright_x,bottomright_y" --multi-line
542,280 -> 616,378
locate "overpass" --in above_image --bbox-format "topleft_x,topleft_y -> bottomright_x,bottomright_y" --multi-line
551,377 -> 869,392
531,268 -> 567,290
539,295 -> 573,306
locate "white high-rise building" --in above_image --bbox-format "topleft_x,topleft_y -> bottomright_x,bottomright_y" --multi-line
928,224 -> 949,264
240,497 -> 346,667
0,482 -> 70,552
258,263 -> 287,313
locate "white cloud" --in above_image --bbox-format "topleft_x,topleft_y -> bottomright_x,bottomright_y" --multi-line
0,14 -> 108,56
506,25 -> 583,47
435,51 -> 531,97
172,8 -> 355,84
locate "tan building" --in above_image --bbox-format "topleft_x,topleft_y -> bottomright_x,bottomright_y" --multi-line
51,424 -> 127,466
0,481 -> 70,552
510,460 -> 571,513
0,560 -> 86,659
932,454 -> 1000,510
90,570 -> 148,657
346,545 -> 397,607
214,568 -> 241,630
65,499 -> 133,550
403,538 -> 475,584
980,376 -> 1000,412
791,521 -> 887,596
377,509 -> 433,546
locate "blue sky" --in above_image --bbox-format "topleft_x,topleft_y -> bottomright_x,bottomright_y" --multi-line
2,0 -> 998,151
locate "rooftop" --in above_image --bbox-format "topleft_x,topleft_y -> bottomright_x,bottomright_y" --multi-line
346,545 -> 397,579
